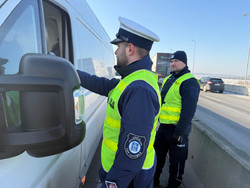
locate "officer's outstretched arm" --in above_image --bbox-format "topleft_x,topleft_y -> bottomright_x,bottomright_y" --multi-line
77,70 -> 119,96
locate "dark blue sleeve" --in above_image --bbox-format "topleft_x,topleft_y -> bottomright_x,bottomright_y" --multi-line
104,81 -> 160,188
175,78 -> 200,136
77,70 -> 120,97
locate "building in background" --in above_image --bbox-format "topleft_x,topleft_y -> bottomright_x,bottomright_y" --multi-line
151,53 -> 172,86
151,53 -> 172,78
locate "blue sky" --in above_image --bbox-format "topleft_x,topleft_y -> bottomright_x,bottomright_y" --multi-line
86,0 -> 250,76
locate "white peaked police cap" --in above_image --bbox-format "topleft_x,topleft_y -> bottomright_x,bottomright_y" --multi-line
110,17 -> 160,51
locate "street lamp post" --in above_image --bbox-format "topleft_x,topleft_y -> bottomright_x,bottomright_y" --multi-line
245,41 -> 250,85
191,39 -> 196,73
243,13 -> 250,85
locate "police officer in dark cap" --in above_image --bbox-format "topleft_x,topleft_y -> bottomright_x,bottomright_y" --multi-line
154,51 -> 200,188
77,17 -> 161,188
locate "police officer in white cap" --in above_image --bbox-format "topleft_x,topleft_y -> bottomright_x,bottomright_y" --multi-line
77,17 -> 160,188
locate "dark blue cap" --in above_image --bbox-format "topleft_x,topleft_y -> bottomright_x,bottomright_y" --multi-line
170,51 -> 187,65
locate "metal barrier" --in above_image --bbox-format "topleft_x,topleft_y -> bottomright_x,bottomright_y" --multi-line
185,118 -> 250,188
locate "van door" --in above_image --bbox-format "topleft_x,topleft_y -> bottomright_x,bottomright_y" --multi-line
0,0 -> 84,187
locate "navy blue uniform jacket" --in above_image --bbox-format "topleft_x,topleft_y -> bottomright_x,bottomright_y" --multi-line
77,55 -> 160,188
160,66 -> 200,138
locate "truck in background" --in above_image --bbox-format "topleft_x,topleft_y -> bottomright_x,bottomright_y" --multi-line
0,0 -> 115,187
151,53 -> 172,86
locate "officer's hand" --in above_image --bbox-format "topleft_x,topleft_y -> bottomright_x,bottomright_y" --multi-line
172,134 -> 183,145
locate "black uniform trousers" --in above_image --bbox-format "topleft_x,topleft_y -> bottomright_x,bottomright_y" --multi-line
154,124 -> 188,188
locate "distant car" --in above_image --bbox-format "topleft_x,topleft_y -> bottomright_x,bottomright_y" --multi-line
199,77 -> 225,93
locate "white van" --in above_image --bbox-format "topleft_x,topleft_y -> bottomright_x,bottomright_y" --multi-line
0,0 -> 115,187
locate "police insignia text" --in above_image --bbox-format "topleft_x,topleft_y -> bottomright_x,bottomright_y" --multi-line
108,98 -> 115,109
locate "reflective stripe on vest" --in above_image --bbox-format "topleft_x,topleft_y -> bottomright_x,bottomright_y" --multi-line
102,70 -> 161,172
159,73 -> 197,125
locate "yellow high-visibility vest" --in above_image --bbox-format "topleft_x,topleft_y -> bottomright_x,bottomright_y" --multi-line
101,70 -> 161,172
160,73 -> 198,125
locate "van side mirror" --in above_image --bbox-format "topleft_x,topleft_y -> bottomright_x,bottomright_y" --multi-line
0,54 -> 85,159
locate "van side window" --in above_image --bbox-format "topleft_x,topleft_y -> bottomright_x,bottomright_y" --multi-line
43,1 -> 73,62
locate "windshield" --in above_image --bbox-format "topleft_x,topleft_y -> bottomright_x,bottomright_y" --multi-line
210,78 -> 223,83
0,0 -> 41,127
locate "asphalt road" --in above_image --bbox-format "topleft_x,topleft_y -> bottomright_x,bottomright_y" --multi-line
195,90 -> 250,157
83,90 -> 250,188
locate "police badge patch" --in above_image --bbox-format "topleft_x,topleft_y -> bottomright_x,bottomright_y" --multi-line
124,133 -> 146,159
105,181 -> 118,188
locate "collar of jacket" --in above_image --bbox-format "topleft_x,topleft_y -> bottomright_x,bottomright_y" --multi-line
170,66 -> 190,78
114,54 -> 152,79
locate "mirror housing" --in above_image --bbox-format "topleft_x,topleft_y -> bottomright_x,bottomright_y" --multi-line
0,53 -> 85,159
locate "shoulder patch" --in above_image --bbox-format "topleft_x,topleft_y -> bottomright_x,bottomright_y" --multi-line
124,133 -> 146,159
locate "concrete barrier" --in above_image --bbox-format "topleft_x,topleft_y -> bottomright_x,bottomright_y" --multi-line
186,118 -> 250,188
225,84 -> 250,96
